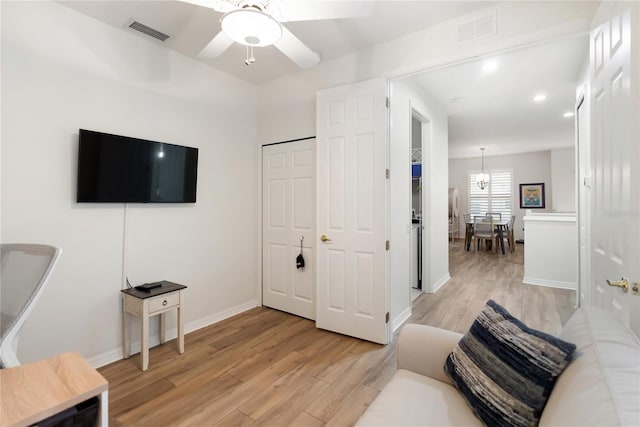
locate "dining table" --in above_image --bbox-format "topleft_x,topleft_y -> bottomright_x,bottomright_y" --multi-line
464,217 -> 511,254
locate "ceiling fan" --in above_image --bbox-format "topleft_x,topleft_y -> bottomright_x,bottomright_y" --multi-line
181,0 -> 374,68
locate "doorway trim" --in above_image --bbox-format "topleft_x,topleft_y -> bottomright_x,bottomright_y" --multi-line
575,91 -> 589,309
412,108 -> 432,294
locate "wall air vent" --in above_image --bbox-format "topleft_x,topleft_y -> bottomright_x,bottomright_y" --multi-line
128,21 -> 170,42
456,10 -> 496,44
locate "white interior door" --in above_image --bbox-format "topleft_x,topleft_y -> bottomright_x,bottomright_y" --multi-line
589,1 -> 640,336
577,96 -> 590,307
262,140 -> 315,320
316,78 -> 389,344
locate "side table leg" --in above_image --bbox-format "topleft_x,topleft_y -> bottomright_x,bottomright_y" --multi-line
122,297 -> 130,359
159,313 -> 166,344
142,303 -> 149,371
99,389 -> 109,427
178,291 -> 184,354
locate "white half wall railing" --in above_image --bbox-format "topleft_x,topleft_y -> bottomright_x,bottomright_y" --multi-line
523,211 -> 577,290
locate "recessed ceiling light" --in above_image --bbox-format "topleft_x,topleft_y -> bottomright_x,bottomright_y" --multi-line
563,112 -> 575,118
482,59 -> 498,73
533,93 -> 547,102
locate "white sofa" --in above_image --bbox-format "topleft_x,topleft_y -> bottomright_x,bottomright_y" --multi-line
357,306 -> 640,426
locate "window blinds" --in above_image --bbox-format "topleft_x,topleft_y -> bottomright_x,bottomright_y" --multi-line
468,170 -> 513,220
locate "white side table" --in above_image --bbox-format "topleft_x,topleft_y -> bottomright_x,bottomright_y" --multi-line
121,281 -> 186,371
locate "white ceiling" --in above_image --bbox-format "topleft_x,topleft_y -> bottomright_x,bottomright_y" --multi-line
58,1 -> 593,158
59,0 -> 497,84
409,33 -> 589,158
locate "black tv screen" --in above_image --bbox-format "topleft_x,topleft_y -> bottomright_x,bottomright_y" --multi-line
77,129 -> 198,203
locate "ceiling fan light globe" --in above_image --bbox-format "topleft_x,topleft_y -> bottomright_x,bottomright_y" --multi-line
220,8 -> 282,47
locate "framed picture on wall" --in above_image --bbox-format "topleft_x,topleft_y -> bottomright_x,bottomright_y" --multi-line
519,183 -> 545,208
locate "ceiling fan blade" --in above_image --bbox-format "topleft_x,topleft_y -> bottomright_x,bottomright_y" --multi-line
197,31 -> 234,58
273,0 -> 375,22
179,0 -> 235,13
273,26 -> 321,69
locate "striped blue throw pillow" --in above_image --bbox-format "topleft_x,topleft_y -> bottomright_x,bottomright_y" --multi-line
444,300 -> 576,427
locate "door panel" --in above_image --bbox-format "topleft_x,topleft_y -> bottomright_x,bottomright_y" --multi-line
262,140 -> 315,320
589,1 -> 640,336
266,244 -> 287,295
316,78 -> 389,344
577,98 -> 590,306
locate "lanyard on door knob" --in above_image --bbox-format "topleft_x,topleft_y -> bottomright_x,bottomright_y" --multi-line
296,236 -> 305,270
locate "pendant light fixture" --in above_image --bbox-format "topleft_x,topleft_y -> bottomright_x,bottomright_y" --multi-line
477,147 -> 490,190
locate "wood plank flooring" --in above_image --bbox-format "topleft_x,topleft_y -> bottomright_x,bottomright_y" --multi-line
99,240 -> 576,426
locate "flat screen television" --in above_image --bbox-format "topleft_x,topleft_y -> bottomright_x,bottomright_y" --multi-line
76,129 -> 198,203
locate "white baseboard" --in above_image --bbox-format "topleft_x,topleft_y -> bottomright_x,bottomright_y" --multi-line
522,277 -> 576,290
427,273 -> 451,294
87,299 -> 259,368
391,307 -> 412,333
89,348 -> 124,369
186,299 -> 259,334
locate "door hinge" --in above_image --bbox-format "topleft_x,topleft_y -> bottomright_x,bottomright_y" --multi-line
385,169 -> 390,179
385,240 -> 390,250
386,97 -> 390,108
385,312 -> 390,323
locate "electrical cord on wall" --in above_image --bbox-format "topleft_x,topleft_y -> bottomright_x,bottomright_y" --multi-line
121,203 -> 129,290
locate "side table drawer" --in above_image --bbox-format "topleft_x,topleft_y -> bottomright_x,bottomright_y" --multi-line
148,292 -> 180,314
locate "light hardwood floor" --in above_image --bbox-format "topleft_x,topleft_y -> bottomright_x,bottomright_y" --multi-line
100,240 -> 576,426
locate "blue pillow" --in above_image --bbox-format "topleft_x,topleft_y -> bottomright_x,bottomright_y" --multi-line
444,300 -> 576,427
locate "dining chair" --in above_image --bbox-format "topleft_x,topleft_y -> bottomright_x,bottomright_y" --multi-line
473,216 -> 498,251
463,213 -> 472,249
506,215 -> 516,252
485,212 -> 502,221
0,244 -> 61,368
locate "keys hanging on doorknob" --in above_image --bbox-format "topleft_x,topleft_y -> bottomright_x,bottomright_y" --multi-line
320,234 -> 332,242
296,236 -> 305,270
606,278 -> 629,292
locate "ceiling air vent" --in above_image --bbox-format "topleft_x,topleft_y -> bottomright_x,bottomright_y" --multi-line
456,10 -> 496,44
128,21 -> 170,42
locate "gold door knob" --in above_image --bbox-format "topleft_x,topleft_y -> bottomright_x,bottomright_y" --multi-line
320,234 -> 332,242
606,278 -> 628,292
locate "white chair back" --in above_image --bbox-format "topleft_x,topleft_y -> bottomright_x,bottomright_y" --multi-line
474,216 -> 494,236
0,244 -> 61,367
485,212 -> 502,221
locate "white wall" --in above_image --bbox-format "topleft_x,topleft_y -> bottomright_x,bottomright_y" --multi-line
523,213 -> 577,289
390,78 -> 449,325
449,151 -> 552,241
550,147 -> 576,211
1,2 -> 259,365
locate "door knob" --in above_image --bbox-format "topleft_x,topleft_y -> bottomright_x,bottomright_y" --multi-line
606,278 -> 628,292
320,234 -> 332,242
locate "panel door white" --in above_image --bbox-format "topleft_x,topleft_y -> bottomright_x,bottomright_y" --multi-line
589,1 -> 640,336
577,97 -> 590,307
262,140 -> 315,320
316,78 -> 389,344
